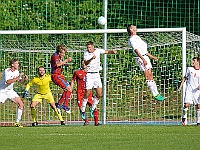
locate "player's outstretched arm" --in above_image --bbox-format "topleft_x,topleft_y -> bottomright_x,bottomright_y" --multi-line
56,57 -> 72,67
19,75 -> 28,83
6,73 -> 26,84
178,77 -> 186,92
105,50 -> 117,54
146,53 -> 158,61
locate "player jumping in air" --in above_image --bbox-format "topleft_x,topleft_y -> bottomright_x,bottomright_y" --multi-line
23,66 -> 65,126
127,24 -> 165,101
178,57 -> 200,126
0,59 -> 28,127
81,41 -> 117,120
50,45 -> 72,113
71,60 -> 101,126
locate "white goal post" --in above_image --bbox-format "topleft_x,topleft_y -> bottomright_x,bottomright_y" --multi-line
0,28 -> 187,125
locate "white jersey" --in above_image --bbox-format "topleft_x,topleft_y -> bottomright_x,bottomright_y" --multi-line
128,35 -> 148,56
0,68 -> 20,90
84,48 -> 105,72
185,66 -> 200,92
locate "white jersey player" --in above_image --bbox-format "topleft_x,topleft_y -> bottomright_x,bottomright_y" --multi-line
178,57 -> 200,126
0,59 -> 28,127
81,41 -> 117,120
127,24 -> 165,101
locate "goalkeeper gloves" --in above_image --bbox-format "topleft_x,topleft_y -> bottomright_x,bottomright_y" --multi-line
23,90 -> 29,98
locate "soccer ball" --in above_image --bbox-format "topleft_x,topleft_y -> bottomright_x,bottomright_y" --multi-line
97,16 -> 107,25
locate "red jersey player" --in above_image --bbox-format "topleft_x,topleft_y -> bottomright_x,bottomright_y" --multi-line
71,60 -> 100,126
50,45 -> 72,113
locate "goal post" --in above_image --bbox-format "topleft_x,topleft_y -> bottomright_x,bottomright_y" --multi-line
0,28 -> 190,126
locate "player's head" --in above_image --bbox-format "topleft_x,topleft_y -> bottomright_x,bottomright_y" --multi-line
81,60 -> 87,69
127,24 -> 137,36
9,59 -> 19,70
38,66 -> 45,77
192,57 -> 200,67
56,45 -> 67,58
86,41 -> 95,53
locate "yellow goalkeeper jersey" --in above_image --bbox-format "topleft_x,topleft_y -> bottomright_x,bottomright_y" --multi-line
25,74 -> 51,94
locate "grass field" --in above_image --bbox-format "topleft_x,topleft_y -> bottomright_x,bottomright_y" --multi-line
0,124 -> 199,150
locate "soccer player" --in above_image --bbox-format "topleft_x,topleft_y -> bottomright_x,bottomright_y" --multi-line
23,66 -> 65,126
81,41 -> 117,120
0,59 -> 28,127
178,57 -> 200,126
71,60 -> 101,126
50,45 -> 72,113
127,24 -> 165,101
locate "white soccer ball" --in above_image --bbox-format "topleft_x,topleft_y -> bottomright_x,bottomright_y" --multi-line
97,16 -> 107,25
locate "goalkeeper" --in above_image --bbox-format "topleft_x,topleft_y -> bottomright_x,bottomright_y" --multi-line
23,66 -> 65,126
127,24 -> 165,101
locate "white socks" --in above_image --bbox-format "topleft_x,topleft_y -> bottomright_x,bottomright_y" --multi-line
182,107 -> 188,119
81,98 -> 88,112
146,80 -> 159,96
91,97 -> 99,110
16,107 -> 23,123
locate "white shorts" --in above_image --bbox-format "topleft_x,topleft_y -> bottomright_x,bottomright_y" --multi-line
136,55 -> 152,71
85,73 -> 102,89
0,89 -> 19,103
184,90 -> 200,105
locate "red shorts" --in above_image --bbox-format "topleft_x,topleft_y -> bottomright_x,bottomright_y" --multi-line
77,89 -> 92,107
51,74 -> 70,89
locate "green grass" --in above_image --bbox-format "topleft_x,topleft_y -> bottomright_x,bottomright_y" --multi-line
0,124 -> 199,150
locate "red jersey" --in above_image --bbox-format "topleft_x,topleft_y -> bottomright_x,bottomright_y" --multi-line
72,69 -> 86,90
50,53 -> 62,74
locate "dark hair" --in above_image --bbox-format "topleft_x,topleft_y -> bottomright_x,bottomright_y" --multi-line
9,59 -> 18,66
37,66 -> 45,71
193,57 -> 200,63
56,45 -> 67,53
127,24 -> 136,36
86,41 -> 93,46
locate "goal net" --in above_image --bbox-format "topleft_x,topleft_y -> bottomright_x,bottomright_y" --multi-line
0,28 -> 199,126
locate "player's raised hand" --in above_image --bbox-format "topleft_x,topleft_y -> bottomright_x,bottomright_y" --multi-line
67,57 -> 72,62
19,72 -> 24,78
24,75 -> 28,81
153,56 -> 158,61
113,50 -> 117,54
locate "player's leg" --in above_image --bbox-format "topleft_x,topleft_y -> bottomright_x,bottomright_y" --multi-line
62,90 -> 71,114
77,91 -> 88,126
82,73 -> 94,114
196,104 -> 200,126
52,75 -> 72,112
90,88 -> 102,117
88,98 -> 101,126
137,57 -> 164,101
90,74 -> 102,116
93,109 -> 101,126
12,97 -> 24,127
11,90 -> 24,127
30,94 -> 43,126
195,94 -> 200,126
82,90 -> 90,111
182,103 -> 190,126
50,102 -> 65,125
46,92 -> 65,125
144,69 -> 164,101
30,101 -> 40,126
